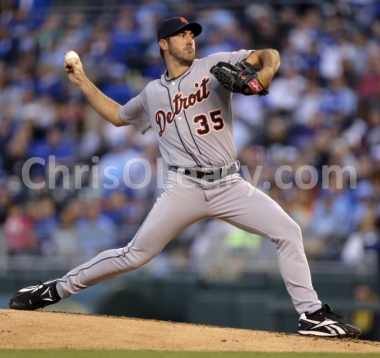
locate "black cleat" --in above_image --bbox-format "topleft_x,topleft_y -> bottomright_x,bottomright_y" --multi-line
299,304 -> 361,338
9,279 -> 61,310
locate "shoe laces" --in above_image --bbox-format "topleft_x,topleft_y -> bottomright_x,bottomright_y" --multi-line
32,280 -> 48,301
38,280 -> 54,291
323,304 -> 343,320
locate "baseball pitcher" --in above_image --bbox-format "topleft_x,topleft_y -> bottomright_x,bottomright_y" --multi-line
9,17 -> 360,338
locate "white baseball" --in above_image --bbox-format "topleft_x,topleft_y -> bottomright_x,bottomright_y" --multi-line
64,51 -> 80,64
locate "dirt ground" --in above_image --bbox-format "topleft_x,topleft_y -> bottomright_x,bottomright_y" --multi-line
1,309 -> 380,353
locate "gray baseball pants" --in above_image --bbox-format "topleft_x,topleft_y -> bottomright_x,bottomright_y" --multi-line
56,169 -> 321,315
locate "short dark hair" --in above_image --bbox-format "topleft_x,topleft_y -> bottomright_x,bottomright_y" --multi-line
159,37 -> 170,59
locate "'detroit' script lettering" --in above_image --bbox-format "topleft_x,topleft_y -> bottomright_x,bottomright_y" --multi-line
155,77 -> 210,137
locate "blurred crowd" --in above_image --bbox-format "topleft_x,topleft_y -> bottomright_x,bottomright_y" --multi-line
1,0 -> 380,278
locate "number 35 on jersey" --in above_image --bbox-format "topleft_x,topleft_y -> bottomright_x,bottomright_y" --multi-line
155,77 -> 225,137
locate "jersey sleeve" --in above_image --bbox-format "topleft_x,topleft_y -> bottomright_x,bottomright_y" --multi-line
207,49 -> 255,66
119,89 -> 151,134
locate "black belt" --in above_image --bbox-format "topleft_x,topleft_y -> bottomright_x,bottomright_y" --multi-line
169,164 -> 237,181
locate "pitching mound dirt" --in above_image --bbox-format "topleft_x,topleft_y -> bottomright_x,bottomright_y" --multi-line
1,309 -> 380,352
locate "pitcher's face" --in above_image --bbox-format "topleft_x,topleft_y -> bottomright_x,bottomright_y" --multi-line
167,30 -> 195,66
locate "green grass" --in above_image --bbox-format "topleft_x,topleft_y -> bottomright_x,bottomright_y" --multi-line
0,351 -> 379,358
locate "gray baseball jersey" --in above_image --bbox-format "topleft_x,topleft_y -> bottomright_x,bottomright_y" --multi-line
55,50 -> 322,316
119,50 -> 251,168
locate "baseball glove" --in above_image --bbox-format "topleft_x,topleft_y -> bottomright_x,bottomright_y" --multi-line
210,61 -> 269,96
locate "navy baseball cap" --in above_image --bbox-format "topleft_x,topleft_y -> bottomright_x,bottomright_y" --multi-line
157,17 -> 202,41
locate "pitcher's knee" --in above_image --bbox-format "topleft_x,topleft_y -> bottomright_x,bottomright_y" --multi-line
129,254 -> 157,269
122,245 -> 157,270
289,219 -> 302,237
272,219 -> 303,246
